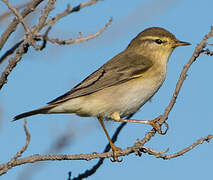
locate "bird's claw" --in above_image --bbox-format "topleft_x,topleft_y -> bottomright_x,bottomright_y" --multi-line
110,156 -> 123,162
110,146 -> 123,162
149,115 -> 168,135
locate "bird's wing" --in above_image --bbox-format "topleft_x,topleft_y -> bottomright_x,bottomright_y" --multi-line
48,51 -> 153,104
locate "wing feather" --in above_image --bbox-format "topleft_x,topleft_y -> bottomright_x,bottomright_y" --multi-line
48,51 -> 152,104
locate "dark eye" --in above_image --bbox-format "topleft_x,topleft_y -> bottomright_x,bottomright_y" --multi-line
155,39 -> 163,44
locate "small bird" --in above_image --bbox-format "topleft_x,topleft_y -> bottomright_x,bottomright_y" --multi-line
14,27 -> 190,161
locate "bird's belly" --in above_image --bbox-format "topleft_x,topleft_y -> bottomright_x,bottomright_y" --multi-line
107,77 -> 163,117
70,75 -> 165,118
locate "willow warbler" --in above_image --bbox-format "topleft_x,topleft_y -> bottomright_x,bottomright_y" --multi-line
14,27 -> 190,161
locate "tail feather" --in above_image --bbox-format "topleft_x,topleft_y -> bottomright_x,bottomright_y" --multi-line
13,105 -> 55,121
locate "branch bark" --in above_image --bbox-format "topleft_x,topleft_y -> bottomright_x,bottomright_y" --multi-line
2,0 -> 31,34
0,0 -> 44,50
0,0 -> 110,91
0,120 -> 30,176
46,18 -> 112,45
0,42 -> 29,90
141,135 -> 213,160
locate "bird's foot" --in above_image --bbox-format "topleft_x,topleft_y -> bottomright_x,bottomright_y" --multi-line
149,115 -> 168,135
110,144 -> 123,162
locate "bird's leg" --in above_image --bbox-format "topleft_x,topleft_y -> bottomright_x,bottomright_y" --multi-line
97,116 -> 122,162
111,113 -> 168,135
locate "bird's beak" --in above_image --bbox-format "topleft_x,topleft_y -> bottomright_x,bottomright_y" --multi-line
172,40 -> 191,48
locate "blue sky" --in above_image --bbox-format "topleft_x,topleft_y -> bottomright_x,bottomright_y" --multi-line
0,0 -> 213,179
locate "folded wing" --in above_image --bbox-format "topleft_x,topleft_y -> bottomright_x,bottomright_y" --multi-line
48,51 -> 153,104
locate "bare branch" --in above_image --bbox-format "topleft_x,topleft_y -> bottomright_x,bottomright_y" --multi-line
0,39 -> 24,65
0,1 -> 111,90
0,42 -> 29,90
200,48 -> 213,56
17,123 -> 75,180
34,0 -> 56,33
0,120 -> 30,176
11,120 -> 31,161
142,135 -> 213,160
0,133 -> 212,175
0,1 -> 31,21
46,17 -> 112,45
2,0 -> 31,34
0,0 -> 44,50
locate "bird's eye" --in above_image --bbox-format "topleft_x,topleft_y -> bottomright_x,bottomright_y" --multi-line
155,39 -> 163,44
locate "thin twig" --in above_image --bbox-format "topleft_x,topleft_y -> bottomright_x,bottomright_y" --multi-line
0,39 -> 24,65
17,123 -> 75,180
0,1 -> 31,21
11,120 -> 31,161
142,135 -> 213,159
0,18 -> 111,90
46,17 -> 112,45
200,49 -> 213,56
2,0 -> 31,34
0,0 -> 44,50
0,42 -> 29,90
0,120 -> 30,176
34,0 -> 56,33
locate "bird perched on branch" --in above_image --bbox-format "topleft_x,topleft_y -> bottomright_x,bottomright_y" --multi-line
14,27 -> 190,162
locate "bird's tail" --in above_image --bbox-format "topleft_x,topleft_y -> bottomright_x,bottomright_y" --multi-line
13,105 -> 55,121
